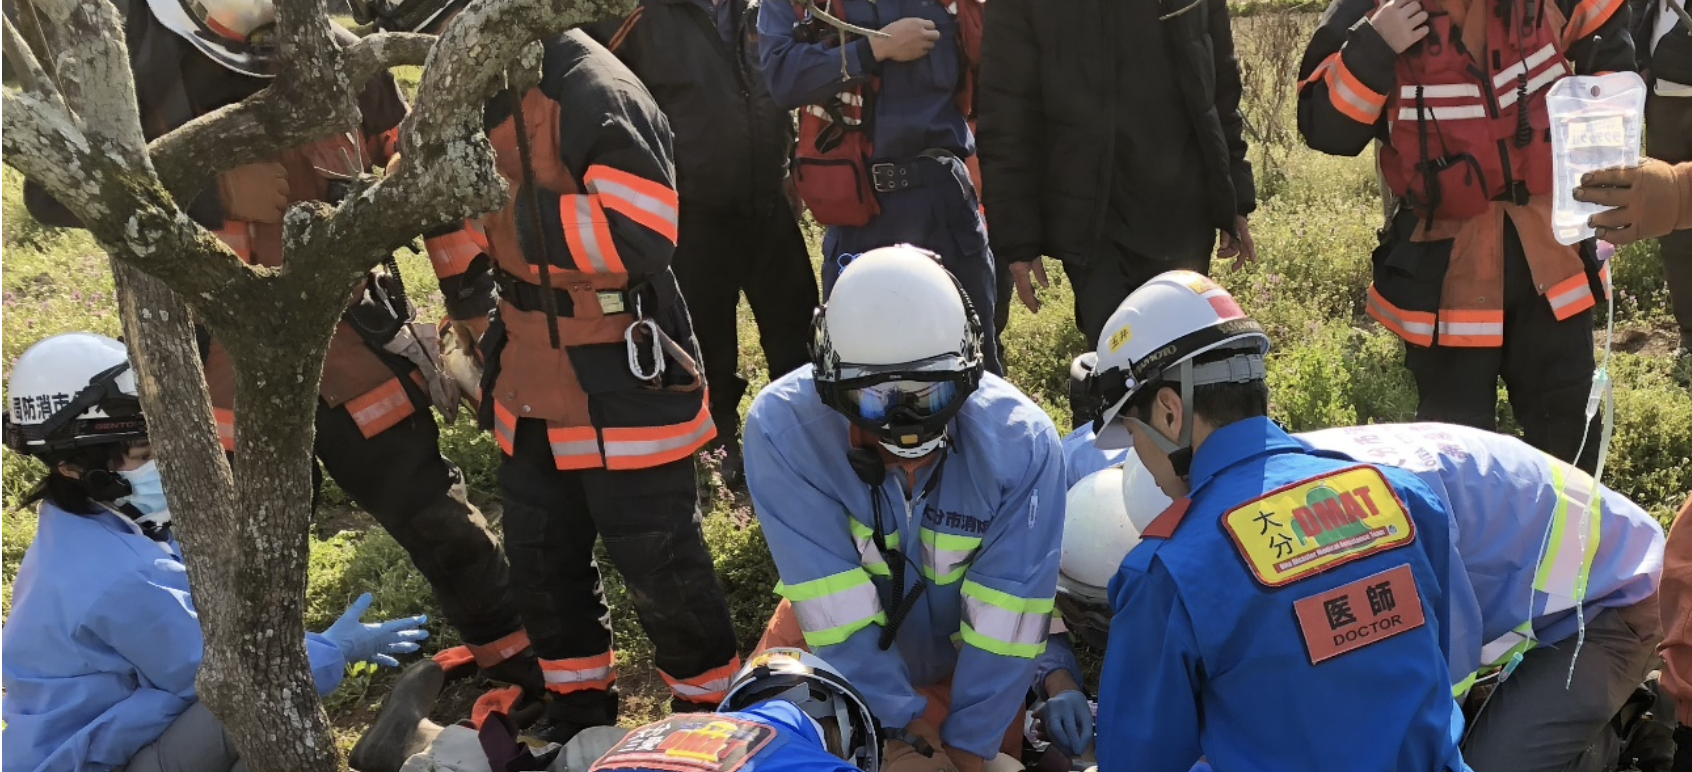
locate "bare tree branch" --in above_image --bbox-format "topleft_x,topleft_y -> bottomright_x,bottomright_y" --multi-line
2,16 -> 64,108
148,32 -> 435,203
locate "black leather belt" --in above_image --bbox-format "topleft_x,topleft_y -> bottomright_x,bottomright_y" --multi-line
494,269 -> 629,317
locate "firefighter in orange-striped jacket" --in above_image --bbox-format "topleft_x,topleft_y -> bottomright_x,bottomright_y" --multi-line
367,0 -> 744,744
1296,0 -> 1634,473
21,0 -> 537,695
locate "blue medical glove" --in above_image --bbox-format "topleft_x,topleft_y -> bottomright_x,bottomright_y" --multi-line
322,593 -> 429,668
1037,690 -> 1094,756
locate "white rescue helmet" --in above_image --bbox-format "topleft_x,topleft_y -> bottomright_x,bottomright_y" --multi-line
811,245 -> 983,458
721,648 -> 882,772
146,0 -> 279,77
1090,271 -> 1270,452
1055,460 -> 1172,649
4,333 -> 146,455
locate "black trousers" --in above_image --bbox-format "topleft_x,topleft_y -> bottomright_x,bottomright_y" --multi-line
1063,244 -> 1213,350
1402,223 -> 1601,472
498,418 -> 739,726
313,379 -> 522,646
670,204 -> 818,443
1647,93 -> 1692,349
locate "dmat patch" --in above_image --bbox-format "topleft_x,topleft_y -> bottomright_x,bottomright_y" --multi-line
1221,465 -> 1416,587
589,715 -> 776,772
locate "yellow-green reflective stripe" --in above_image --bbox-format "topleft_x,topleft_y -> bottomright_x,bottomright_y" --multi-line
1455,623 -> 1540,698
849,518 -> 900,549
922,529 -> 982,586
780,570 -> 885,645
960,622 -> 1047,658
1536,464 -> 1603,611
802,611 -> 889,648
961,580 -> 1055,614
780,569 -> 872,602
864,561 -> 891,578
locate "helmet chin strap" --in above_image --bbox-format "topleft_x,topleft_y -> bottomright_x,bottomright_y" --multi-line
881,433 -> 946,459
1128,360 -> 1198,479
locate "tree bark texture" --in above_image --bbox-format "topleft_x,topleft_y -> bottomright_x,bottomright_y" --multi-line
1,0 -> 633,765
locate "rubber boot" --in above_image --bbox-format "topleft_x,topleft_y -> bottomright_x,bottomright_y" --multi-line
350,660 -> 447,772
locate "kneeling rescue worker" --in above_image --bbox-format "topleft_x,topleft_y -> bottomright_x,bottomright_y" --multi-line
23,0 -> 532,695
1296,0 -> 1634,471
1059,419 -> 1666,771
365,0 -> 742,742
1085,271 -> 1472,772
1,333 -> 430,772
743,246 -> 1065,772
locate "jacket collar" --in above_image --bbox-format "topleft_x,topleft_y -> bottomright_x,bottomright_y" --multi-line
1186,416 -> 1305,498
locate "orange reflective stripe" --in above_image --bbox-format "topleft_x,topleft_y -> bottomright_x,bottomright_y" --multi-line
213,407 -> 236,452
661,655 -> 743,705
1300,53 -> 1338,89
215,222 -> 254,264
1326,54 -> 1387,124
424,230 -> 483,278
1436,309 -> 1505,347
1563,0 -> 1621,48
548,425 -> 603,471
494,400 -> 518,456
467,628 -> 532,669
344,378 -> 414,439
584,165 -> 679,245
539,651 -> 616,695
1366,285 -> 1436,346
601,397 -> 717,470
559,194 -> 627,275
1546,272 -> 1596,320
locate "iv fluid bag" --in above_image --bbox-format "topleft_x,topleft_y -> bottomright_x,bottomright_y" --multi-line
1548,72 -> 1648,245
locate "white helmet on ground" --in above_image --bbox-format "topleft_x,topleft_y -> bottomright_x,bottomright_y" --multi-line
4,333 -> 146,456
146,0 -> 279,77
811,245 -> 984,458
721,648 -> 881,772
1090,271 -> 1270,456
1056,460 -> 1171,649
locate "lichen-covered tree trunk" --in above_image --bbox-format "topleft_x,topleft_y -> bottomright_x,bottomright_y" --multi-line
2,0 -> 632,766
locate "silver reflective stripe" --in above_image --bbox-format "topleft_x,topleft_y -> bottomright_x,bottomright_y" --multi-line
792,580 -> 884,633
550,438 -> 600,458
589,175 -> 679,235
1493,44 -> 1558,88
1400,83 -> 1482,99
572,196 -> 613,274
1396,105 -> 1488,121
603,416 -> 716,462
963,596 -> 1048,648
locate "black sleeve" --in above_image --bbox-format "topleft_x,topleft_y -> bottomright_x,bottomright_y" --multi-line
976,0 -> 1045,266
1296,0 -> 1399,158
1558,0 -> 1637,74
1208,0 -> 1256,216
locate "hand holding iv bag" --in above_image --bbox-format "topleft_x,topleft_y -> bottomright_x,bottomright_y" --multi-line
1547,72 -> 1647,245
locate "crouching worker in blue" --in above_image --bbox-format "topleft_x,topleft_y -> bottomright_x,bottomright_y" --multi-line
743,246 -> 1064,772
1084,273 -> 1473,772
0,332 -> 431,772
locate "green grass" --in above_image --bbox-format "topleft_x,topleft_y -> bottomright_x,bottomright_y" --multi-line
4,16 -> 1692,752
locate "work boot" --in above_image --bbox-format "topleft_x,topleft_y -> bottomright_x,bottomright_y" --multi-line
350,660 -> 447,772
529,697 -> 617,747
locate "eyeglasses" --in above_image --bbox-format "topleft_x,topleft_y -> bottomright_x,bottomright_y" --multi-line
844,380 -> 959,422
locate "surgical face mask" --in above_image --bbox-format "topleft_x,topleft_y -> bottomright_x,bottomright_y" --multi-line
116,460 -> 170,520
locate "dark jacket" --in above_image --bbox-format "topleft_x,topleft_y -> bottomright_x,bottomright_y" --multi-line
585,0 -> 795,217
977,0 -> 1257,268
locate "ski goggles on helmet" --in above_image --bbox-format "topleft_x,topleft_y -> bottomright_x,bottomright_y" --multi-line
844,379 -> 960,423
